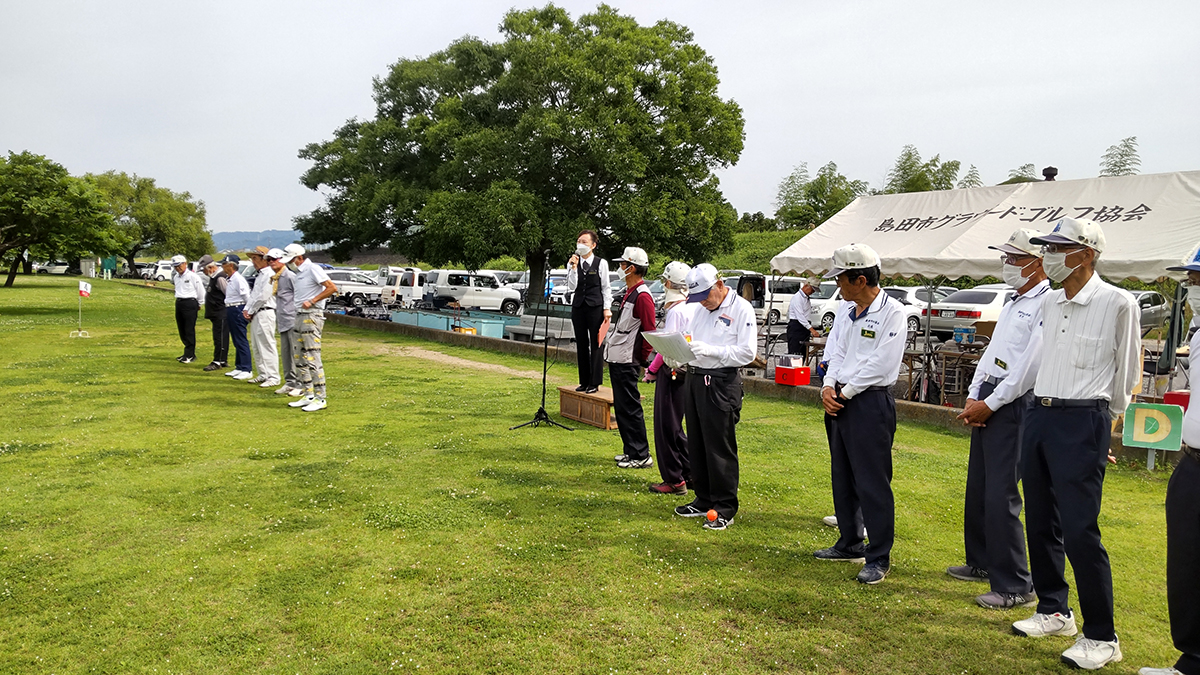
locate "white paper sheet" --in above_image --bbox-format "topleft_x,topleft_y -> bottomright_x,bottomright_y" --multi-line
642,331 -> 695,365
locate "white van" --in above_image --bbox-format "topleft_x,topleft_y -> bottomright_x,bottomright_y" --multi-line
760,276 -> 806,325
429,269 -> 523,314
381,268 -> 426,307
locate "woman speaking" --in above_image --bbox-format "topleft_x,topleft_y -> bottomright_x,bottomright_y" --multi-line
567,229 -> 612,393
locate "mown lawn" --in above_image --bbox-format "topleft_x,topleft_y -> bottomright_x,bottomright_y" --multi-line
0,276 -> 1178,674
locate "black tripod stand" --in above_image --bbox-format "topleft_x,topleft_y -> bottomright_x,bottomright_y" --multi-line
511,250 -> 573,431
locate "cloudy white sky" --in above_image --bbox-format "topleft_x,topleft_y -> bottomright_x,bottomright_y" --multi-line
3,1 -> 1198,233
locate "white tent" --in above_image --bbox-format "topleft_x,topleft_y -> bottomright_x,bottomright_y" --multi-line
770,170 -> 1200,282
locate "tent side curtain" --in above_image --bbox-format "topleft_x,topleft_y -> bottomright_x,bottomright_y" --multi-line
770,170 -> 1200,282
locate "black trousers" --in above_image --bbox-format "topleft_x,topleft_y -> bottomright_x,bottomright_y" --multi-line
653,369 -> 690,485
1022,404 -> 1115,642
572,303 -> 605,388
1167,452 -> 1200,674
208,311 -> 229,364
786,320 -> 811,357
175,298 -> 199,359
963,384 -> 1034,594
609,362 -> 649,461
826,388 -> 896,565
685,367 -> 742,519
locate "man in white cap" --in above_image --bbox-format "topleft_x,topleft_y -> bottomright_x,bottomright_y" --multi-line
645,261 -> 696,494
265,248 -> 304,396
671,263 -> 757,530
604,246 -> 657,469
786,278 -> 818,358
242,246 -> 280,389
221,254 -> 254,380
1138,243 -> 1200,675
949,228 -> 1048,609
282,244 -> 338,412
1012,217 -> 1139,670
815,243 -> 905,585
171,254 -> 205,363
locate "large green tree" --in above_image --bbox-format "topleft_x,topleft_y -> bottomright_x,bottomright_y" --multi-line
86,171 -> 212,273
774,161 -> 868,229
1100,136 -> 1140,177
296,3 -> 745,300
0,151 -> 122,287
883,145 -> 961,194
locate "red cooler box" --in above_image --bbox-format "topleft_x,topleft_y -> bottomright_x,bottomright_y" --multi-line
775,366 -> 810,386
1164,390 -> 1190,411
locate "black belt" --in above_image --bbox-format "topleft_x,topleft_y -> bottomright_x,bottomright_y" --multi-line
835,383 -> 890,393
1184,445 -> 1200,461
685,366 -> 737,375
1036,397 -> 1107,409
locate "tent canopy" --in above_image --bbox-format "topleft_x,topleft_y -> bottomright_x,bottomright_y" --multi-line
770,170 -> 1200,282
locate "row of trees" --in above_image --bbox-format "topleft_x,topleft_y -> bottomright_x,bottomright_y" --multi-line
0,152 -> 211,287
753,137 -> 1145,233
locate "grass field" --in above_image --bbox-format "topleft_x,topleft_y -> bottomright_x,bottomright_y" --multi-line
0,276 -> 1179,674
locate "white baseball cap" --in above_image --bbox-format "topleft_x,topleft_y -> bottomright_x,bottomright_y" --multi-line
280,243 -> 306,263
171,254 -> 187,265
1029,217 -> 1106,253
1167,242 -> 1200,273
614,246 -> 649,267
686,263 -> 720,303
988,228 -> 1044,258
661,261 -> 692,303
822,243 -> 881,279
265,248 -> 286,260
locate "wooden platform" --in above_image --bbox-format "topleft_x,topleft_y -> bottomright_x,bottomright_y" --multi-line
558,386 -> 618,430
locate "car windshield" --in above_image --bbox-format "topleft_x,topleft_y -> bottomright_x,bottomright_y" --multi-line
942,290 -> 997,304
811,282 -> 838,300
769,279 -> 803,294
647,280 -> 664,293
883,288 -> 909,304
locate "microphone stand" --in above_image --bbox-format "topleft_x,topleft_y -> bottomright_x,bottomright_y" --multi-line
511,249 -> 573,431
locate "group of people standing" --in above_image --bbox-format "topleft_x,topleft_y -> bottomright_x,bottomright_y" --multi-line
568,217 -> 1197,673
168,243 -> 338,412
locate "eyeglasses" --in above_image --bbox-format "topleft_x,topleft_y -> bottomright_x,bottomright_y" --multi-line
999,255 -> 1037,266
1041,244 -> 1086,255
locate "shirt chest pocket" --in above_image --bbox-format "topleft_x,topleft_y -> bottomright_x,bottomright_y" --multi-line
1070,334 -> 1108,370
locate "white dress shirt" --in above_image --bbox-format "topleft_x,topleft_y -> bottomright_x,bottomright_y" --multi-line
823,290 -> 906,399
967,280 -> 1050,411
661,301 -> 698,369
244,268 -> 278,315
172,270 -> 206,304
1182,328 -> 1200,448
224,272 -> 250,306
566,254 -> 613,308
788,291 -> 812,326
1032,272 -> 1141,419
687,287 -> 757,369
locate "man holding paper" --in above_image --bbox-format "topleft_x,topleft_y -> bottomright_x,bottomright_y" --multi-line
671,263 -> 757,531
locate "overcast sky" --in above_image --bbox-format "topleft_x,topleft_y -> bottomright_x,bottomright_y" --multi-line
3,1 -> 1198,233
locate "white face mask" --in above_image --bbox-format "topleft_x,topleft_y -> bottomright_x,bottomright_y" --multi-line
1001,262 -> 1032,289
286,261 -> 300,272
617,264 -> 630,281
1042,251 -> 1079,283
1188,286 -> 1200,316
575,242 -> 591,257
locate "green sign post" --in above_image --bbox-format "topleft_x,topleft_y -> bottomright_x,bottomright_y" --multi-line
1122,403 -> 1184,469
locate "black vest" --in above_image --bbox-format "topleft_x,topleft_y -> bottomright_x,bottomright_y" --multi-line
573,259 -> 604,307
204,271 -> 227,318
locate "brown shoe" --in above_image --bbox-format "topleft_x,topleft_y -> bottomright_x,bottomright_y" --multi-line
648,481 -> 687,495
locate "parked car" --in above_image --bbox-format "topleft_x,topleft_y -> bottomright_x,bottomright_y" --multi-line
761,276 -> 806,325
142,260 -> 175,281
36,260 -> 71,275
1132,290 -> 1170,335
809,282 -> 843,333
327,269 -> 383,306
923,284 -> 1016,340
431,269 -> 523,314
882,286 -> 956,335
381,268 -> 426,307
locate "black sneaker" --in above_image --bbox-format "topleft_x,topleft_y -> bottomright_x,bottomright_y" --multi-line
176,355 -> 187,362
813,547 -> 866,563
674,503 -> 708,518
857,560 -> 890,584
617,456 -> 652,469
703,516 -> 732,531
575,385 -> 588,392
180,356 -> 195,363
203,362 -> 222,372
946,565 -> 989,582
976,591 -> 1037,610
584,386 -> 599,394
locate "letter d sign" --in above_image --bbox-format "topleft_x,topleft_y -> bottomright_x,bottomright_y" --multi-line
1122,403 -> 1184,451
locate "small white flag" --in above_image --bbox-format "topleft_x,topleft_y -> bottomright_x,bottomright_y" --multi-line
79,281 -> 92,298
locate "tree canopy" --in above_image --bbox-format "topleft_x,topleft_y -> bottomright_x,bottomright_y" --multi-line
1100,136 -> 1140,177
295,3 -> 745,299
883,145 -> 961,193
86,171 -> 213,272
774,161 -> 868,229
0,151 -> 122,287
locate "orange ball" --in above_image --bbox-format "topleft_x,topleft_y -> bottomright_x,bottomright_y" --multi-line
706,509 -> 718,522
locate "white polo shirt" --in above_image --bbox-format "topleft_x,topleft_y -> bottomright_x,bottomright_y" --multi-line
1183,328 -> 1200,448
293,259 -> 333,310
224,271 -> 250,306
1032,272 -> 1141,419
172,269 -> 206,304
823,290 -> 906,399
967,280 -> 1050,410
688,287 -> 757,369
821,300 -> 856,366
788,292 -> 812,327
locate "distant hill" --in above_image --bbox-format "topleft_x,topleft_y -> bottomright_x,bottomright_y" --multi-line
212,230 -> 301,252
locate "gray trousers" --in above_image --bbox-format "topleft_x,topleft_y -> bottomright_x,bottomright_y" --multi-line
279,328 -> 300,389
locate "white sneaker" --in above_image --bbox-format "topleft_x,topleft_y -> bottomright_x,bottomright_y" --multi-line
274,385 -> 291,395
248,374 -> 266,384
289,396 -> 314,408
259,378 -> 281,388
233,371 -> 253,381
288,388 -> 306,397
225,369 -> 241,377
1138,668 -> 1182,674
1012,611 -> 1078,638
302,398 -> 327,412
1061,635 -> 1122,670
822,515 -> 838,527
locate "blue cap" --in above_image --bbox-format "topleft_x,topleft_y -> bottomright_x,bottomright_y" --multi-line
1167,243 -> 1200,272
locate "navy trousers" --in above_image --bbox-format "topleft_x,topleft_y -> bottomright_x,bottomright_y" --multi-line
1022,403 -> 1115,642
963,384 -> 1034,594
225,305 -> 251,372
1167,452 -> 1200,674
653,370 -> 690,485
826,388 -> 896,566
685,367 -> 742,520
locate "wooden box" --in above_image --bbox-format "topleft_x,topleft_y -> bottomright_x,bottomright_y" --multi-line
558,386 -> 618,430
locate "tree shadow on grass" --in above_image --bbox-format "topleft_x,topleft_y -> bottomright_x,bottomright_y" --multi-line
0,305 -> 75,317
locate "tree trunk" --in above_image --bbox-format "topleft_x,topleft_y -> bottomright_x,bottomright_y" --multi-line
525,249 -> 548,308
21,254 -> 32,274
4,251 -> 22,288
